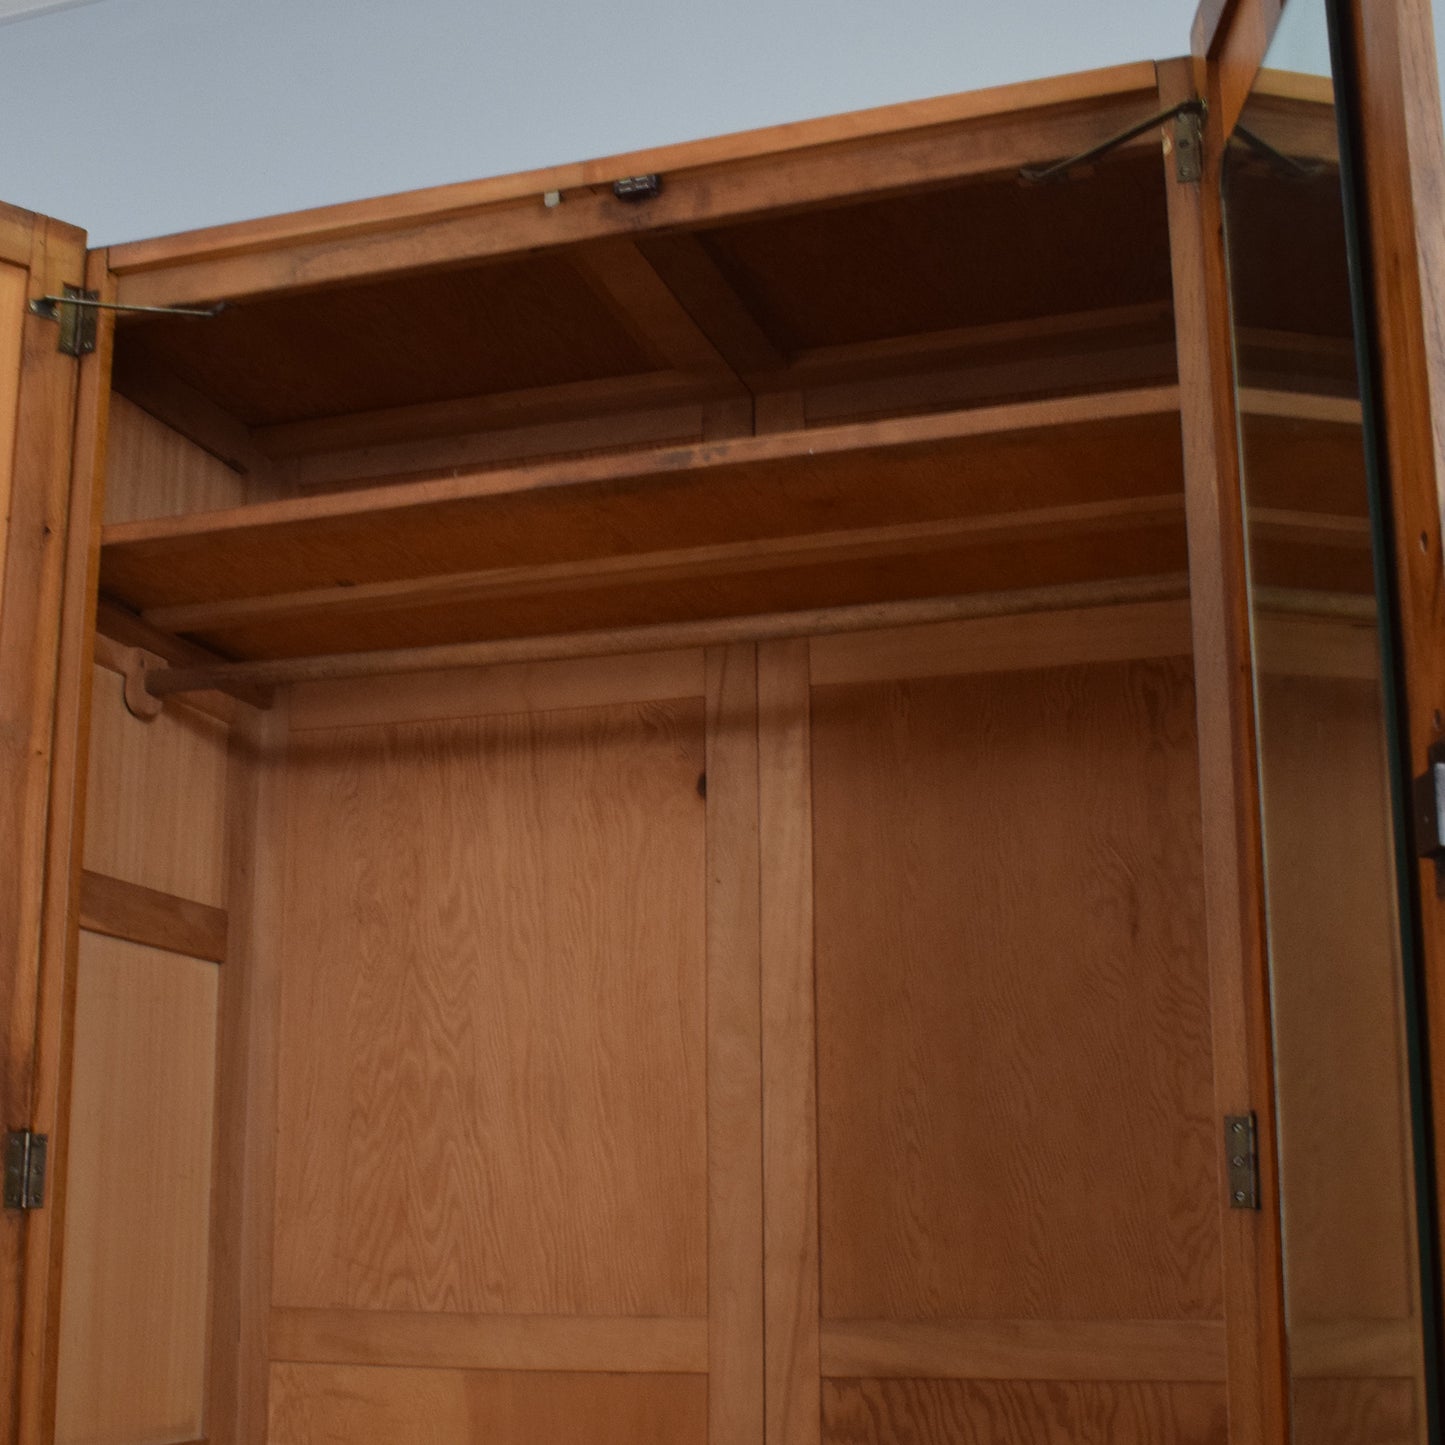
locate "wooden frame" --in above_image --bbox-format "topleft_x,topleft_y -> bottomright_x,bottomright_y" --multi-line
3,11 -> 1444,1441
1343,0 -> 1445,1317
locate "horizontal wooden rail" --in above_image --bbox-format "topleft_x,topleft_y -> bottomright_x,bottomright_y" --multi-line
144,575 -> 1193,699
79,871 -> 228,963
270,1309 -> 708,1374
820,1318 -> 1227,1382
141,494 -> 1188,638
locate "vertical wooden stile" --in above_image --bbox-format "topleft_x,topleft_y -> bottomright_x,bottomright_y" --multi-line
22,249 -> 113,1445
704,645 -> 765,1444
227,701 -> 288,1445
1156,54 -> 1290,1445
0,212 -> 95,1445
757,639 -> 819,1445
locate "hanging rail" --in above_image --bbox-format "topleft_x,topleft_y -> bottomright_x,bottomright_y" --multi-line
142,573 -> 1193,701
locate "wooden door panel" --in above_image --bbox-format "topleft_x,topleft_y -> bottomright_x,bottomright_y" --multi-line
54,934 -> 219,1445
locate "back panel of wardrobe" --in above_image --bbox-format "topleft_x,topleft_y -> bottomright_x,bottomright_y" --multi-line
263,646 -> 761,1443
796,601 -> 1227,1445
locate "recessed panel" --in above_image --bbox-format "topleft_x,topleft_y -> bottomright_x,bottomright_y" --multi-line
811,659 -> 1219,1322
56,935 -> 218,1445
272,697 -> 708,1316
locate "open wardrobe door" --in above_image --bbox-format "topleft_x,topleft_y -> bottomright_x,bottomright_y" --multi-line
0,203 -> 111,1445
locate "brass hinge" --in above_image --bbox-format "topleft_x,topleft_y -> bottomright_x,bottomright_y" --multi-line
29,289 -> 225,357
3,1130 -> 48,1212
1414,741 -> 1445,895
1226,1113 -> 1260,1210
1174,105 -> 1204,184
31,284 -> 99,357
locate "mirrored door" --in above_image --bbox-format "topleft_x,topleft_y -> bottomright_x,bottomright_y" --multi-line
1222,3 -> 1441,1440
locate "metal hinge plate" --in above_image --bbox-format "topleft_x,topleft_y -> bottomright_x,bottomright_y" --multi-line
30,284 -> 98,357
1174,106 -> 1204,183
3,1130 -> 47,1211
1226,1113 -> 1260,1209
1414,742 -> 1445,893
613,173 -> 662,202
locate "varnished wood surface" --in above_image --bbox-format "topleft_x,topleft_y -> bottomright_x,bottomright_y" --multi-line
225,706 -> 291,1445
148,577 -> 1191,701
142,494 -> 1187,642
54,933 -> 218,1445
268,1364 -> 707,1445
758,640 -> 819,1445
0,261 -> 26,597
21,247 -> 115,1445
820,1318 -> 1226,1381
98,388 -> 1184,618
83,664 -> 230,906
810,597 -> 1192,686
0,213 -> 88,1445
821,1379 -> 1227,1444
270,1309 -> 707,1373
272,697 -> 708,1316
811,658 -> 1219,1323
104,395 -> 278,525
79,870 -> 228,963
704,646 -> 766,1444
1160,53 -> 1289,1445
290,647 -> 704,732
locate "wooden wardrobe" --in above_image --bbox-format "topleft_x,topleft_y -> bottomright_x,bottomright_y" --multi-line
1,0 -> 1442,1442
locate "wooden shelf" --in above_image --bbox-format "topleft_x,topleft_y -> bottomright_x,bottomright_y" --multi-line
100,388 -> 1190,659
96,384 -> 1375,663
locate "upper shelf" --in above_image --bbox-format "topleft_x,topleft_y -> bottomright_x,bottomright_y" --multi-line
96,385 -> 1370,663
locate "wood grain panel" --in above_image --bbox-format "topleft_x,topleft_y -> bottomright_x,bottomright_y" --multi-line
83,664 -> 230,906
704,646 -> 765,1444
1258,674 -> 1419,1326
103,395 -> 272,526
810,599 -> 1191,687
820,1379 -> 1227,1444
272,697 -> 707,1316
1290,1378 -> 1418,1445
819,1318 -> 1226,1381
270,1308 -> 706,1373
268,1364 -> 707,1445
54,934 -> 218,1445
811,659 -> 1219,1322
289,647 -> 704,731
79,869 -> 228,963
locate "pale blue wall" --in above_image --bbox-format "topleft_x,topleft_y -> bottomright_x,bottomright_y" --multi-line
0,0 -> 1199,246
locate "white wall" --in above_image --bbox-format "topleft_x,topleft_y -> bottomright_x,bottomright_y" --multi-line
0,0 -> 1199,246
